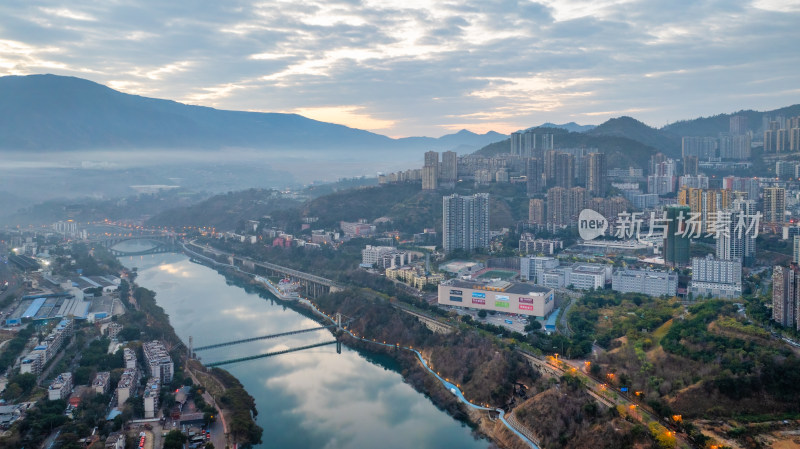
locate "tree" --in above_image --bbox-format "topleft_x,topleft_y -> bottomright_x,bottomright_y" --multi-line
163,430 -> 187,449
525,320 -> 542,332
478,310 -> 488,319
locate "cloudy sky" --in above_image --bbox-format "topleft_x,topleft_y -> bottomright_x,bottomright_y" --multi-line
1,0 -> 799,137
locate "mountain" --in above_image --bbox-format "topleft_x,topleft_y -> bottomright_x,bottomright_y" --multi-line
474,126 -> 661,170
538,122 -> 595,133
0,74 -> 504,154
662,104 -> 800,137
397,129 -> 508,153
587,116 -> 681,158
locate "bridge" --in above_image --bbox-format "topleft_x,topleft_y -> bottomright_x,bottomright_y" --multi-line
185,241 -> 342,298
85,234 -> 180,256
193,313 -> 346,366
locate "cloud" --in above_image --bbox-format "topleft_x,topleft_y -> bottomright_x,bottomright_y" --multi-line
0,0 -> 797,137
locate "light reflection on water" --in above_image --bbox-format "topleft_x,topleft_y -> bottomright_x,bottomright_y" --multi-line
119,249 -> 488,449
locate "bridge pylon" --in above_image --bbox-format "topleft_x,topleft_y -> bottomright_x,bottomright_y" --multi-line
336,312 -> 342,330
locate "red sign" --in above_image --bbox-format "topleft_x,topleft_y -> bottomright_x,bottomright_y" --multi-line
472,298 -> 486,305
519,297 -> 534,304
519,304 -> 534,311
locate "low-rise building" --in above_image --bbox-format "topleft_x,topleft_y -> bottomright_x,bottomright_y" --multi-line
48,372 -> 73,401
92,371 -> 111,395
538,263 -> 612,290
519,256 -> 559,283
438,279 -> 555,317
611,269 -> 678,297
107,322 -> 123,339
518,234 -> 564,255
116,368 -> 139,406
105,432 -> 125,449
123,348 -> 137,370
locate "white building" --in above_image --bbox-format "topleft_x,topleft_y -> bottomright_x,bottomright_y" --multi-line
48,372 -> 73,401
123,348 -> 137,370
143,340 -> 174,384
690,255 -> 742,299
92,371 -> 111,395
143,378 -> 160,419
538,263 -> 612,290
116,368 -> 139,406
612,269 -> 678,297
438,279 -> 554,317
519,256 -> 559,283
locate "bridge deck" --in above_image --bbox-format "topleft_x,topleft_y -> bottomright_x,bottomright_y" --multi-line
194,325 -> 336,351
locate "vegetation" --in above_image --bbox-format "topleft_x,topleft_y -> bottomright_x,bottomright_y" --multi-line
211,368 -> 263,448
0,325 -> 36,372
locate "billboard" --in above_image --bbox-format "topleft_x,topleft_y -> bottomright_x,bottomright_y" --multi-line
472,292 -> 486,299
449,296 -> 462,302
495,301 -> 510,308
545,293 -> 554,304
519,297 -> 534,304
495,295 -> 509,301
519,304 -> 534,311
472,298 -> 486,305
450,289 -> 463,295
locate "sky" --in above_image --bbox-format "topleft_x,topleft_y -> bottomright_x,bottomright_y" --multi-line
1,0 -> 799,138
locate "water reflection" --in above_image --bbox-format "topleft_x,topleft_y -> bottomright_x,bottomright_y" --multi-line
119,251 -> 488,449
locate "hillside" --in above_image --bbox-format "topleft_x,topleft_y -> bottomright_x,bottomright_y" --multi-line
663,104 -> 800,137
587,116 -> 681,157
474,126 -> 662,170
0,74 -> 505,153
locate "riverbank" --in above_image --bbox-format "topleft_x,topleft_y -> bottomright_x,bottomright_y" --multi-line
203,260 -> 538,449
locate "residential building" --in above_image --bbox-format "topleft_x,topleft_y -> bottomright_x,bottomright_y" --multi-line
689,255 -> 742,299
520,256 -> 560,282
340,221 -> 375,237
92,371 -> 111,395
612,269 -> 678,297
438,279 -> 555,317
763,187 -> 786,225
143,340 -> 174,384
586,152 -> 606,196
518,234 -> 563,255
440,151 -> 457,188
105,433 -> 125,449
718,134 -> 751,160
664,205 -> 691,266
528,198 -> 545,225
722,176 -> 760,201
361,245 -> 397,267
124,348 -> 137,370
683,155 -> 699,176
553,152 -> 575,188
511,131 -> 553,158
682,136 -> 717,160
48,372 -> 73,400
143,378 -> 160,419
730,115 -> 748,135
795,236 -> 800,265
678,175 -> 709,190
716,199 -> 757,266
773,265 -> 800,329
526,158 -> 541,196
117,368 -> 139,406
546,187 -> 568,228
442,193 -> 490,253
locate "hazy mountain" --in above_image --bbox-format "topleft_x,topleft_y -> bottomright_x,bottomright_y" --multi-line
662,104 -> 800,138
587,116 -> 681,158
0,74 -> 504,154
538,122 -> 595,133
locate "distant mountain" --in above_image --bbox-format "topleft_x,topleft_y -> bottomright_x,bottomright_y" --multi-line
538,122 -> 595,133
0,74 -> 504,154
662,104 -> 800,138
474,126 -> 662,170
587,116 -> 681,158
397,129 -> 508,152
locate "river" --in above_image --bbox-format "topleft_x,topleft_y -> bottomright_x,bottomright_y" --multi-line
116,242 -> 489,449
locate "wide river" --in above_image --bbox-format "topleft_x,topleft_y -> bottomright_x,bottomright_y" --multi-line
117,244 -> 489,449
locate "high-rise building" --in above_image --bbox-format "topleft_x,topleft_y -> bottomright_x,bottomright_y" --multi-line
794,236 -> 800,265
440,151 -> 457,188
544,150 -> 557,186
722,176 -> 760,201
554,152 -> 575,188
510,131 -> 554,158
763,187 -> 786,225
526,158 -> 541,196
528,198 -> 544,225
683,155 -> 699,176
773,265 -> 800,330
678,187 -> 732,233
442,193 -> 490,253
682,137 -> 717,160
649,153 -> 667,176
586,152 -> 606,197
716,199 -> 757,266
664,205 -> 691,266
568,187 -> 588,221
718,134 -> 751,160
730,115 -> 748,136
546,187 -> 569,228
422,151 -> 439,190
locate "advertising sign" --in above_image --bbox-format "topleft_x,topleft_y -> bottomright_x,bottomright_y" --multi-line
495,294 -> 509,301
519,297 -> 534,304
472,298 -> 486,305
495,301 -> 510,308
449,296 -> 462,302
450,289 -> 463,295
472,292 -> 486,299
519,304 -> 534,311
